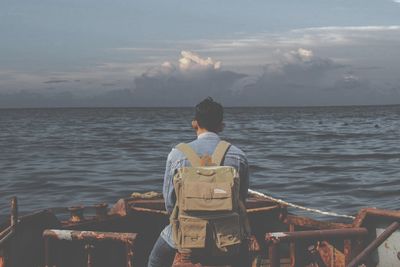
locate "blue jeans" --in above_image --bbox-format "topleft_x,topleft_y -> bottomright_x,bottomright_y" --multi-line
148,236 -> 176,267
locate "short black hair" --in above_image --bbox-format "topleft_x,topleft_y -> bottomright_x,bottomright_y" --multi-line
194,97 -> 223,132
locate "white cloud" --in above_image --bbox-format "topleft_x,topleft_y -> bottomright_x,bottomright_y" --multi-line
297,48 -> 313,61
284,48 -> 314,63
178,50 -> 221,71
142,50 -> 222,77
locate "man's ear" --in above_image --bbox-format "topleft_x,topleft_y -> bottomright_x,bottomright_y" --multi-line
192,120 -> 199,130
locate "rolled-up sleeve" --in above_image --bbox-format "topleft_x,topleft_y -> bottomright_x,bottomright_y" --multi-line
162,151 -> 175,213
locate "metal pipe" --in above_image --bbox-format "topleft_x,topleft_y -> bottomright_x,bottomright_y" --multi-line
0,231 -> 14,247
0,226 -> 12,241
11,197 -> 18,227
289,224 -> 295,267
126,242 -> 134,267
43,229 -> 137,243
266,228 -> 368,243
85,244 -> 94,267
44,237 -> 50,267
347,221 -> 400,267
268,242 -> 280,267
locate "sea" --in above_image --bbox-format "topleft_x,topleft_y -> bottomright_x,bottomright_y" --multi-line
1,106 -> 399,222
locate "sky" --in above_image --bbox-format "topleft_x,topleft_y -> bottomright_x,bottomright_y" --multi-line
1,0 -> 400,107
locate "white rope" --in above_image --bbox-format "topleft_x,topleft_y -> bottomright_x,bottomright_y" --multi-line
248,189 -> 356,220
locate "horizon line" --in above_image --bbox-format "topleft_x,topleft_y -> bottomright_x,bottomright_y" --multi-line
0,103 -> 399,110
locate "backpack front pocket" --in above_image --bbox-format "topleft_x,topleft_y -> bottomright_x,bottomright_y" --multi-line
212,213 -> 241,249
179,216 -> 207,249
182,181 -> 233,211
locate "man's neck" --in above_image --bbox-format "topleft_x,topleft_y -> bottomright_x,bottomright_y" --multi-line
196,128 -> 210,136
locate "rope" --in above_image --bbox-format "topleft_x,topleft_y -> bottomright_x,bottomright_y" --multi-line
248,189 -> 356,219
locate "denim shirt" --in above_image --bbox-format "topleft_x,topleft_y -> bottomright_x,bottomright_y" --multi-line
160,132 -> 249,248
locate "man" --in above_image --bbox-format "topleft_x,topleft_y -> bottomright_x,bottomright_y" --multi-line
148,97 -> 249,267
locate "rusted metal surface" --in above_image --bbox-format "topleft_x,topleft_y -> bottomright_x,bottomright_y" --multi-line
130,206 -> 168,215
266,228 -> 368,243
353,208 -> 400,227
172,252 -> 193,266
284,215 -> 352,230
94,203 -> 108,220
126,243 -> 134,267
43,229 -> 137,243
43,229 -> 137,267
110,199 -> 129,216
68,206 -> 85,222
3,194 -> 400,267
308,245 -> 327,267
352,209 -> 368,228
248,235 -> 261,252
316,241 -> 345,267
289,224 -> 295,267
246,205 -> 281,214
347,221 -> 400,267
343,239 -> 351,265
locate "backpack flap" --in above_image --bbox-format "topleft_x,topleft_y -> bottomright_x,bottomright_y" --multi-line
179,216 -> 207,249
212,213 -> 241,250
182,181 -> 233,211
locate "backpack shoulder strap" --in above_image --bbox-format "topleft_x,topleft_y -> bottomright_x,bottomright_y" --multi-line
212,141 -> 231,166
176,143 -> 201,167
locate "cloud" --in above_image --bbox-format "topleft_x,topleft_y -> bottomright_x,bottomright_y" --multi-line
178,51 -> 221,71
142,50 -> 222,78
131,51 -> 244,106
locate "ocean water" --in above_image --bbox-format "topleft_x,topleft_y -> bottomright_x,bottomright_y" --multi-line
0,106 -> 399,221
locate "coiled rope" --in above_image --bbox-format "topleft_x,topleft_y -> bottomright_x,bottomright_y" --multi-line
248,189 -> 356,220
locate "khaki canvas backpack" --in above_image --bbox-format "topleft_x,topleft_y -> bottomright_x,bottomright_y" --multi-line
170,140 -> 250,255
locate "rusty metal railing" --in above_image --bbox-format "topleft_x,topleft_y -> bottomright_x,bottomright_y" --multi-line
265,228 -> 369,267
43,229 -> 137,267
